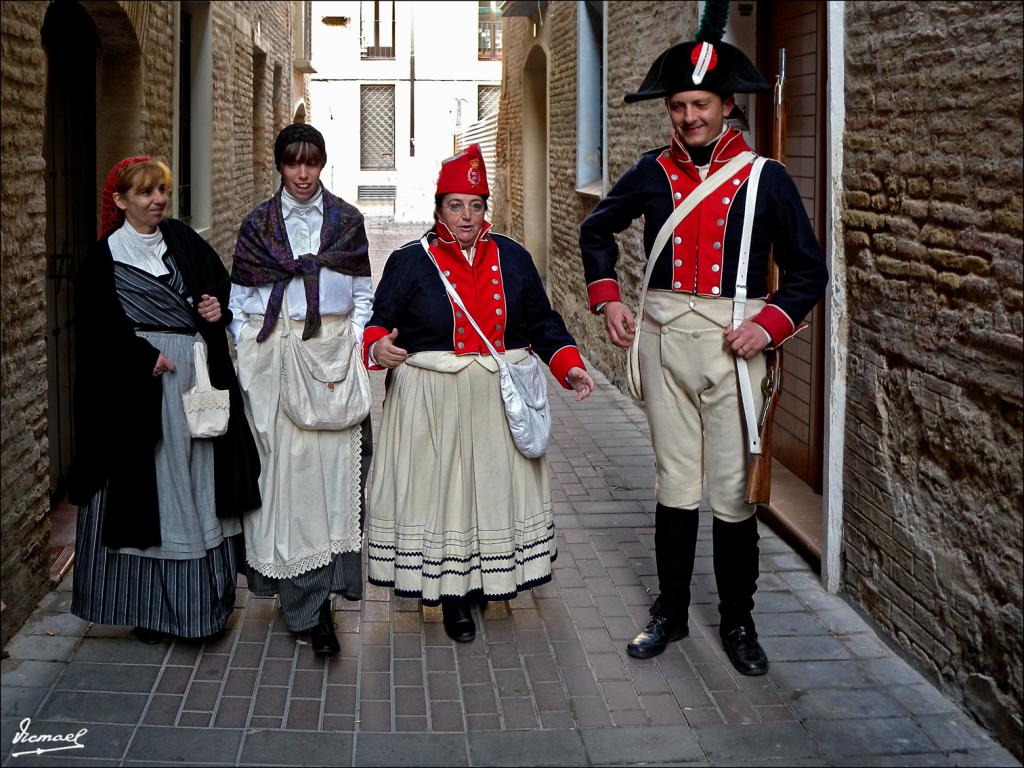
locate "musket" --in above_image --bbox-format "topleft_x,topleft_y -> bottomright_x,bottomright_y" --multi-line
744,48 -> 786,505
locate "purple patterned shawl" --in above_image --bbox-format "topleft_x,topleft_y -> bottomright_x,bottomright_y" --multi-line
231,186 -> 370,341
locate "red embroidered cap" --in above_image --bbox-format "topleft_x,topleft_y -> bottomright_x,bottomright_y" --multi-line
435,144 -> 489,197
99,156 -> 151,240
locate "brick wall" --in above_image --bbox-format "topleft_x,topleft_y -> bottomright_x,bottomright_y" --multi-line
495,1 -> 696,387
842,0 -> 1023,738
0,0 -> 301,644
0,0 -> 52,647
208,1 -> 295,262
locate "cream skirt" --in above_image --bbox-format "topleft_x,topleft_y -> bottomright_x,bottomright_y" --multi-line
367,351 -> 556,604
236,314 -> 363,580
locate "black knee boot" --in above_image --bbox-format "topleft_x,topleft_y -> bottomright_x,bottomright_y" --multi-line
713,515 -> 768,675
627,504 -> 699,659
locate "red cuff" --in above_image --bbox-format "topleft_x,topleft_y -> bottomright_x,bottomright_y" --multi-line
548,345 -> 585,389
752,305 -> 797,347
362,325 -> 390,369
587,279 -> 621,313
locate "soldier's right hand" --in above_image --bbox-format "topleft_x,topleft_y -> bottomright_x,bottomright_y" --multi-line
603,301 -> 636,348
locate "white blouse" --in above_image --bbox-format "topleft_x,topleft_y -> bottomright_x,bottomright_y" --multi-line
228,186 -> 374,343
109,221 -> 170,277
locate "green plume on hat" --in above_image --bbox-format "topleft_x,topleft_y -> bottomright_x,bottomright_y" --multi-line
693,0 -> 729,43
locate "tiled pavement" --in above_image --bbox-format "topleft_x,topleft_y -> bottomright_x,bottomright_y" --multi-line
2,223 -> 1018,766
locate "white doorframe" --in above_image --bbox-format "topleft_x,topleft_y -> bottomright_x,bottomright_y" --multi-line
822,0 -> 847,593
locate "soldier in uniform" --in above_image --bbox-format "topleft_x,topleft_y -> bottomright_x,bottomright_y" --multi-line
579,35 -> 828,674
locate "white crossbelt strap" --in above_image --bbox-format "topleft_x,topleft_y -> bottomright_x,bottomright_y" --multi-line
733,157 -> 768,454
634,151 -> 755,341
419,237 -> 504,362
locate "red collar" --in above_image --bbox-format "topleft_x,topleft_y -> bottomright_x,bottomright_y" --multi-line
432,219 -> 492,252
668,127 -> 750,174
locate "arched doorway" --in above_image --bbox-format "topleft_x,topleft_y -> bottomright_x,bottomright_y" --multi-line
522,46 -> 548,282
42,0 -> 99,500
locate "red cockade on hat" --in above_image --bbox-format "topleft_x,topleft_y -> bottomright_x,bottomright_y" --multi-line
689,42 -> 719,84
435,143 -> 489,197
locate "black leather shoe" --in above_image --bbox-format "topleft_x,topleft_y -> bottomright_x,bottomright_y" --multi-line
626,614 -> 688,659
132,626 -> 165,644
721,626 -> 768,675
442,600 -> 476,643
310,600 -> 340,655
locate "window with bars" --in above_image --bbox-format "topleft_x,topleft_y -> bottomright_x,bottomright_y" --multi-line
477,85 -> 500,121
360,85 -> 396,169
478,2 -> 502,60
360,0 -> 395,59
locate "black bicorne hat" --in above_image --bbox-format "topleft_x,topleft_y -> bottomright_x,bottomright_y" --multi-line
624,0 -> 769,103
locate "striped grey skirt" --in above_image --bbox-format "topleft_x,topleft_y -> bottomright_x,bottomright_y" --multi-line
72,486 -> 239,638
71,330 -> 240,638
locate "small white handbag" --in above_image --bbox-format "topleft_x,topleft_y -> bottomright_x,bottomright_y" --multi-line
181,341 -> 230,438
421,237 -> 551,459
278,295 -> 371,431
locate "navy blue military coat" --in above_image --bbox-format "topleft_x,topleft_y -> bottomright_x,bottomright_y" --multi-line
579,129 -> 827,344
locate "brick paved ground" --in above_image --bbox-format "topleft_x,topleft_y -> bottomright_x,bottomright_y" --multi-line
1,222 -> 1017,766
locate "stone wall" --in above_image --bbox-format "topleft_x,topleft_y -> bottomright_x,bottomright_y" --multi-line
1,0 -> 52,648
841,0 -> 1023,744
208,1 -> 295,261
0,0 -> 302,644
495,1 -> 697,387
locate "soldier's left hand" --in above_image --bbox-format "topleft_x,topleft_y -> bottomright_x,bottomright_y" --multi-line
723,320 -> 770,360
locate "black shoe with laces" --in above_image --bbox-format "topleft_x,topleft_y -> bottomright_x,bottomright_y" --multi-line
721,625 -> 768,675
132,626 -> 165,644
626,614 -> 688,659
309,599 -> 340,655
441,599 -> 475,643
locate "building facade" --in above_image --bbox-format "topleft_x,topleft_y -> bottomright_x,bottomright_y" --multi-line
308,1 -> 503,222
494,0 -> 1023,754
0,0 -> 312,644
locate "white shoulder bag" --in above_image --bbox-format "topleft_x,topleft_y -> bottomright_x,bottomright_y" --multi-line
627,151 -> 755,400
421,237 -> 551,459
278,293 -> 371,431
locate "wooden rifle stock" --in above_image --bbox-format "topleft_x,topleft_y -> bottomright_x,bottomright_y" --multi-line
744,49 -> 787,505
745,348 -> 782,504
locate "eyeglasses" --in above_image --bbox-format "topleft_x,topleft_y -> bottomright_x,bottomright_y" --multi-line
444,200 -> 486,215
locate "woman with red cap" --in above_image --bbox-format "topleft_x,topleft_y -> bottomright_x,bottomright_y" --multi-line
229,124 -> 373,655
364,144 -> 596,642
70,157 -> 261,643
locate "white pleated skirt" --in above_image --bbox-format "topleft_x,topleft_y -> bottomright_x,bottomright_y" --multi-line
235,314 -> 363,580
366,352 -> 556,604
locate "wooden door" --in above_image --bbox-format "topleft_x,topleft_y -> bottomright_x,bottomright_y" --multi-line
757,0 -> 826,492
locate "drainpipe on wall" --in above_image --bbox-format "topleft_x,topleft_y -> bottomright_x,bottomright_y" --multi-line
409,12 -> 415,157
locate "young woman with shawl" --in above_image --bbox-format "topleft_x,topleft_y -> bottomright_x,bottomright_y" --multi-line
229,124 -> 372,655
70,157 -> 261,643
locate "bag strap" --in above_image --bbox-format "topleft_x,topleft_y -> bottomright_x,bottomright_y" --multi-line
633,151 -> 756,331
733,156 -> 768,454
419,237 -> 505,365
192,341 -> 213,391
280,289 -> 292,337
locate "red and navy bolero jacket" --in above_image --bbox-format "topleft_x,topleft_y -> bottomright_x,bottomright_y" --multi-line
579,128 -> 828,345
364,221 -> 586,388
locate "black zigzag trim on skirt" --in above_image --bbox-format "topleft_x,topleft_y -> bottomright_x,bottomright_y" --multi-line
367,571 -> 555,607
367,524 -> 556,566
